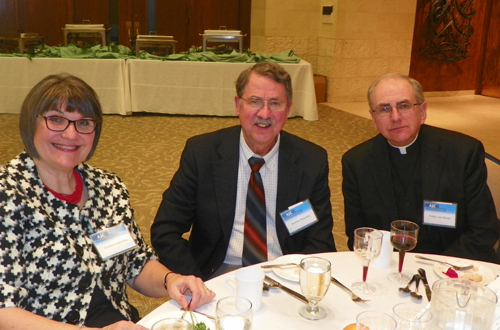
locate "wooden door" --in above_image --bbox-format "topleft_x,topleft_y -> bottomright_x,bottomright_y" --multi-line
117,0 -> 147,49
15,0 -> 69,45
477,0 -> 500,98
71,0 -> 109,26
156,0 -> 250,53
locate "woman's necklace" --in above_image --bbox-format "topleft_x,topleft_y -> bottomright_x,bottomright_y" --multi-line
44,169 -> 83,204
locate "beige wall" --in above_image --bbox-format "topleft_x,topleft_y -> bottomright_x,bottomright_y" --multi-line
251,0 -> 417,103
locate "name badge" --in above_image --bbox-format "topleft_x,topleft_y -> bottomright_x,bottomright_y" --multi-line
422,200 -> 457,228
280,199 -> 319,235
90,224 -> 138,260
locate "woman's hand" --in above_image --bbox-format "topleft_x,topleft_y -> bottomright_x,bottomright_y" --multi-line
166,273 -> 216,310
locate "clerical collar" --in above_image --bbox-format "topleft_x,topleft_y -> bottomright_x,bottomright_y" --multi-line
388,134 -> 419,155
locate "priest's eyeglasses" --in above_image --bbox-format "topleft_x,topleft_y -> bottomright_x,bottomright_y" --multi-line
371,102 -> 420,117
38,115 -> 97,134
240,97 -> 287,112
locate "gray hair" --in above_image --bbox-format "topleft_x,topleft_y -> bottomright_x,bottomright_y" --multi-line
367,73 -> 425,109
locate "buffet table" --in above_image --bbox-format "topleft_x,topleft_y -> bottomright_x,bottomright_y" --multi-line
127,59 -> 318,120
138,252 -> 500,329
0,57 -> 130,115
0,57 -> 317,120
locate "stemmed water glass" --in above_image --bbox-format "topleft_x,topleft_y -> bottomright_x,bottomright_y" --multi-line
298,257 -> 331,320
351,227 -> 383,294
388,220 -> 419,284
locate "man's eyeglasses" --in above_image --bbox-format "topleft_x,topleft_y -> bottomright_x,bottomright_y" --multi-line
38,115 -> 97,134
240,97 -> 288,112
371,102 -> 421,117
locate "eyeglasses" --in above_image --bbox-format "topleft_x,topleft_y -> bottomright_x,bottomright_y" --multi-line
38,115 -> 96,134
240,97 -> 288,112
371,102 -> 421,117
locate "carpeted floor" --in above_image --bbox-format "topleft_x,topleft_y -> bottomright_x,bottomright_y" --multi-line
0,104 -> 377,317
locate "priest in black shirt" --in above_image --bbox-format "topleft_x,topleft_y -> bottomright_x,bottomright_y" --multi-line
342,73 -> 499,263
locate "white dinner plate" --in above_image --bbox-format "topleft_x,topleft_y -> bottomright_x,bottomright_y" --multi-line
141,310 -> 215,330
268,254 -> 305,282
433,258 -> 495,285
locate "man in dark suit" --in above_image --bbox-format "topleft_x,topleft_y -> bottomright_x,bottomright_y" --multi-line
152,63 -> 336,280
342,73 -> 499,262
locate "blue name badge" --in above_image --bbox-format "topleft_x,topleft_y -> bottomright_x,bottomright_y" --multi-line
279,199 -> 319,235
422,200 -> 458,228
90,224 -> 138,260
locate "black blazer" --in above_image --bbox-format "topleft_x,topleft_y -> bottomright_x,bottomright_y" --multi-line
152,126 -> 336,280
342,124 -> 499,262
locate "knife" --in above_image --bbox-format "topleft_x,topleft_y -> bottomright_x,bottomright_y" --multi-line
263,275 -> 308,304
418,268 -> 432,301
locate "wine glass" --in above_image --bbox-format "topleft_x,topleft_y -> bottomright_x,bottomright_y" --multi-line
215,296 -> 252,330
388,220 -> 419,284
351,227 -> 383,294
298,257 -> 331,320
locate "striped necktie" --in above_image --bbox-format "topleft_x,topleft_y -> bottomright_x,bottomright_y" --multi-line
242,157 -> 267,266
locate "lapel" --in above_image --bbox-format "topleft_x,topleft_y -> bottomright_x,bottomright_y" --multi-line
213,127 -> 241,241
368,134 -> 399,220
419,125 -> 445,198
275,132 -> 303,245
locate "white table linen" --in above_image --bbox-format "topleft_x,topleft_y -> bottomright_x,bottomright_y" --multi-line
0,57 -> 130,115
138,252 -> 500,329
127,59 -> 319,121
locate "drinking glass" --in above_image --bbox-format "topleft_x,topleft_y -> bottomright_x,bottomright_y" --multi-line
298,256 -> 331,320
215,296 -> 252,330
356,311 -> 397,330
152,317 -> 193,330
388,220 -> 419,284
351,227 -> 383,294
392,303 -> 432,330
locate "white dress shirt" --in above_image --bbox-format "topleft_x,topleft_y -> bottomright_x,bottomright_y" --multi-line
223,132 -> 283,265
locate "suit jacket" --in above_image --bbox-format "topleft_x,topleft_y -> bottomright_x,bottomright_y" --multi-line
342,125 -> 499,263
151,126 -> 336,280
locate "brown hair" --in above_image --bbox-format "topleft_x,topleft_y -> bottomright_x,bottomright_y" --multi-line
235,62 -> 293,102
19,73 -> 103,160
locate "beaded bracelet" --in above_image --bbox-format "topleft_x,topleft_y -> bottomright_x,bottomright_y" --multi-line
163,271 -> 177,291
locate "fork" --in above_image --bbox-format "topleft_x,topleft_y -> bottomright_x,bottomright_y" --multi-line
261,262 -> 299,269
415,255 -> 474,271
330,276 -> 369,303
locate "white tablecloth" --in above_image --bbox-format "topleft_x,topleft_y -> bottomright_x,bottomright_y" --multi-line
0,57 -> 130,115
138,252 -> 500,329
127,59 -> 318,121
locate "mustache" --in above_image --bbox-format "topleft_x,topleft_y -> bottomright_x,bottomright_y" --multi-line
253,118 -> 274,126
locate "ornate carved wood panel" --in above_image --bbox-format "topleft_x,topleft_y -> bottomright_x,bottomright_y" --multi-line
409,0 -> 488,92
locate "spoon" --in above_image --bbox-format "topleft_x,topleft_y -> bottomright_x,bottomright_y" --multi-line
411,276 -> 423,300
398,274 -> 419,293
415,255 -> 474,271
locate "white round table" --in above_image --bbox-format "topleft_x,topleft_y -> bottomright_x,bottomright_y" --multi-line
138,252 -> 500,329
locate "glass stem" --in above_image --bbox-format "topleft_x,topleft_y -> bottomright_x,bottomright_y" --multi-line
398,249 -> 406,273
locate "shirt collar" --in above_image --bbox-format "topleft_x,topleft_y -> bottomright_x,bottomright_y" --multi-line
387,133 -> 419,155
240,131 -> 280,169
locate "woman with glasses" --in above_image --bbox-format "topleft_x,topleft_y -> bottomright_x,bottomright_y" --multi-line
0,74 -> 215,330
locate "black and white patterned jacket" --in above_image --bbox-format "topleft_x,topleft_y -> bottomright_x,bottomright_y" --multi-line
0,152 -> 157,325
